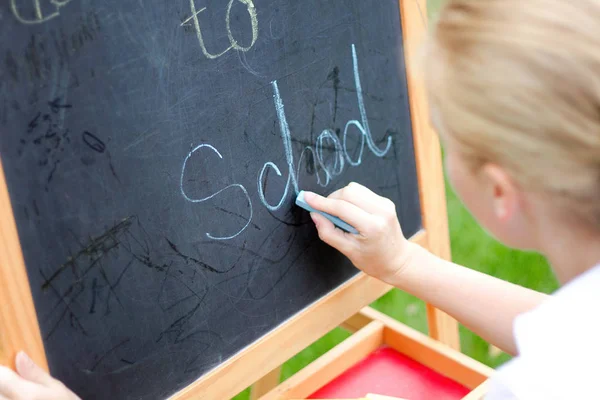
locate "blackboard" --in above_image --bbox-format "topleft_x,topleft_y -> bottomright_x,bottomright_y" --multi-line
0,0 -> 421,398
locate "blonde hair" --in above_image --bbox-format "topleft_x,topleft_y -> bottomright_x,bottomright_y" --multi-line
423,0 -> 600,227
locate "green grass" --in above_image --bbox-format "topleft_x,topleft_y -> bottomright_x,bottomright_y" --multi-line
429,0 -> 444,17
231,1 -> 559,398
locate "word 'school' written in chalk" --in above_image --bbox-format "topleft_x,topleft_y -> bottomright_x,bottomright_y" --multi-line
179,44 -> 393,240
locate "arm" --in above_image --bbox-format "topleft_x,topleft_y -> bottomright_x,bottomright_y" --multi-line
391,243 -> 548,355
304,183 -> 549,356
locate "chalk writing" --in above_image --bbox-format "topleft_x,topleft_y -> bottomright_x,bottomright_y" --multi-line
181,44 -> 393,240
181,0 -> 258,59
180,144 -> 253,240
297,146 -> 327,187
10,0 -> 74,25
19,97 -> 72,188
349,44 -> 392,158
38,214 -> 222,377
258,44 -> 392,211
82,131 -> 106,153
315,129 -> 344,181
257,80 -> 298,211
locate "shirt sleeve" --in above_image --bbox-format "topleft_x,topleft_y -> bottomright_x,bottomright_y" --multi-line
483,265 -> 600,400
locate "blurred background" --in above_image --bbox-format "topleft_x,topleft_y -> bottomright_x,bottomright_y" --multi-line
233,1 -> 558,398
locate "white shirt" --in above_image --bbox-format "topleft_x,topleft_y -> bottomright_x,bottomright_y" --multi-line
486,264 -> 600,400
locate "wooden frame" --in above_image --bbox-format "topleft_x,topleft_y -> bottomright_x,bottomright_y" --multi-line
0,160 -> 48,371
259,307 -> 493,400
0,0 -> 460,398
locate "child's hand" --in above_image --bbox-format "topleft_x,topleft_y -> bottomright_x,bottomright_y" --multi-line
304,183 -> 416,284
0,352 -> 80,400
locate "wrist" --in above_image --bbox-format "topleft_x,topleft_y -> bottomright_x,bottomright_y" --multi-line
384,242 -> 433,289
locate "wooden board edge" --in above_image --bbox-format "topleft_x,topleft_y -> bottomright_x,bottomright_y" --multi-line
399,0 -> 460,349
344,306 -> 493,388
385,326 -> 490,389
259,321 -> 384,400
261,306 -> 491,399
168,232 -> 426,399
365,307 -> 493,389
0,159 -> 48,370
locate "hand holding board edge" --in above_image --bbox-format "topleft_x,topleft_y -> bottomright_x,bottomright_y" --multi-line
296,191 -> 359,235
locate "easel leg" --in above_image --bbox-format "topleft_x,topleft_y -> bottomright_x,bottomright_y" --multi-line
427,305 -> 460,350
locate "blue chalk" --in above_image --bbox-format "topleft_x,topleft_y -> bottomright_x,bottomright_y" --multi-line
296,191 -> 359,235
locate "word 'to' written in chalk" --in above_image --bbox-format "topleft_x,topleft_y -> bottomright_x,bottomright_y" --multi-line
181,0 -> 258,60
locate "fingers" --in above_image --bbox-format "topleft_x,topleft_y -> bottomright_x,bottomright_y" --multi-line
310,213 -> 355,254
0,354 -> 79,400
303,191 -> 371,232
0,365 -> 25,398
15,352 -> 54,387
328,182 -> 391,215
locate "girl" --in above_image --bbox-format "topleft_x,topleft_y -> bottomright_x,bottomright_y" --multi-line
306,0 -> 600,398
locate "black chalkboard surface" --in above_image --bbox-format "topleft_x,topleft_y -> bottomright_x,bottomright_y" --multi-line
0,0 -> 421,398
